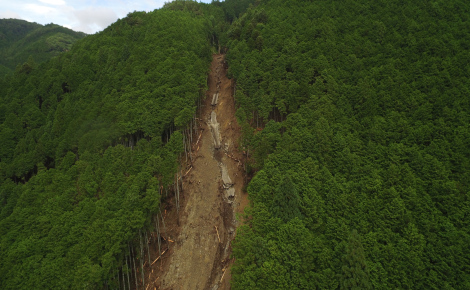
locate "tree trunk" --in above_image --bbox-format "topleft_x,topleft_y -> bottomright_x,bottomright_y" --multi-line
160,211 -> 168,251
145,231 -> 151,266
139,230 -> 144,288
117,270 -> 120,290
121,266 -> 125,290
183,133 -> 187,162
176,171 -> 180,213
155,216 -> 161,255
126,254 -> 130,290
131,244 -> 138,290
180,167 -> 183,191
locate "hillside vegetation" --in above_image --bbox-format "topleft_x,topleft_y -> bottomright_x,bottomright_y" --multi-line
1,0 -> 469,288
0,19 -> 86,76
0,5 -> 222,288
227,0 -> 470,288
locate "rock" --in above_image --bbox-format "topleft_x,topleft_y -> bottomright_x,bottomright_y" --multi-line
209,111 -> 221,149
219,163 -> 232,186
226,187 -> 235,199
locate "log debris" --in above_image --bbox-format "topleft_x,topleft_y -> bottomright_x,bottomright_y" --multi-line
220,268 -> 226,283
184,166 -> 193,177
215,226 -> 220,243
151,249 -> 168,266
195,131 -> 203,146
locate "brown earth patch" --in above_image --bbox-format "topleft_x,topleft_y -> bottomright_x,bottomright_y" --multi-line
141,54 -> 249,290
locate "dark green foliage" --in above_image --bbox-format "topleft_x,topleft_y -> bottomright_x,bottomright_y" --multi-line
341,230 -> 371,290
0,19 -> 42,46
229,0 -> 470,289
0,6 -> 219,288
271,175 -> 302,222
2,0 -> 470,288
0,19 -> 86,77
217,0 -> 257,23
163,0 -> 229,50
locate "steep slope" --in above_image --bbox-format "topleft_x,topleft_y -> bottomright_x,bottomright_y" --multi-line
0,19 -> 86,76
2,0 -> 468,288
0,8 -> 219,289
142,53 -> 246,290
227,0 -> 470,288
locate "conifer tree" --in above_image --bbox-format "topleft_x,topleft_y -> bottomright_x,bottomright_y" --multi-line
341,230 -> 372,290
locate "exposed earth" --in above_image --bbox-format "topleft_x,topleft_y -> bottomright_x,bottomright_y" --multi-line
142,54 -> 248,290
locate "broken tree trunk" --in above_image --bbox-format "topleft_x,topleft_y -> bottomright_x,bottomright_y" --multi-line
211,93 -> 219,106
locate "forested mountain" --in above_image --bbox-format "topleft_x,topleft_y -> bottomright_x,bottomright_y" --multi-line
227,0 -> 470,288
0,3 -> 224,288
1,0 -> 469,289
0,19 -> 86,76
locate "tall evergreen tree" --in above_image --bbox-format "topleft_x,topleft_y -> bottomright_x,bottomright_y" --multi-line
271,175 -> 302,222
341,230 -> 371,290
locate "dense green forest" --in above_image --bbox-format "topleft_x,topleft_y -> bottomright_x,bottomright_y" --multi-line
0,19 -> 86,76
1,0 -> 469,288
227,0 -> 470,289
0,2 -> 226,288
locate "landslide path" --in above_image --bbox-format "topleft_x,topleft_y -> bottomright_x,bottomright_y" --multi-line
146,54 -> 248,290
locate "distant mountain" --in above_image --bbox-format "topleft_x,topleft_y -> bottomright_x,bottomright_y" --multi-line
0,19 -> 86,76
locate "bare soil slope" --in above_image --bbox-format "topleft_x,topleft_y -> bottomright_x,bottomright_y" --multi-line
145,54 -> 247,290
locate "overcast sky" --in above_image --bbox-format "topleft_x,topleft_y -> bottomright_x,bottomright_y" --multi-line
0,0 -> 213,34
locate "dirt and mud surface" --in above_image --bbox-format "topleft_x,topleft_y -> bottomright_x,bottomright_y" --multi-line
142,54 -> 249,290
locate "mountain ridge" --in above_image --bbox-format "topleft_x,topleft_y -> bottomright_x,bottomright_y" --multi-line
0,19 -> 86,76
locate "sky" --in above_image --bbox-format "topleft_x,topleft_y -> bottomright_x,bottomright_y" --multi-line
0,0 -> 213,34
